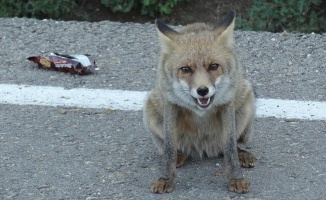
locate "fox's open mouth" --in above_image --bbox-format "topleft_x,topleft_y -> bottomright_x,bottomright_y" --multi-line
195,96 -> 213,108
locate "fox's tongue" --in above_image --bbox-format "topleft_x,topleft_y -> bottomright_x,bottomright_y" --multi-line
197,97 -> 210,106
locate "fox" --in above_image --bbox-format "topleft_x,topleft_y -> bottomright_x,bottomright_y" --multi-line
143,10 -> 256,194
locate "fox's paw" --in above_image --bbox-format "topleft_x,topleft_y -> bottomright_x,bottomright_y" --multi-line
151,178 -> 174,194
176,151 -> 188,168
228,178 -> 250,193
238,148 -> 256,168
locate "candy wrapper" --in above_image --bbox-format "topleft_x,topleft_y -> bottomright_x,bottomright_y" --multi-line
27,53 -> 98,75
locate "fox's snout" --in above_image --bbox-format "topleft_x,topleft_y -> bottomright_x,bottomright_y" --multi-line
191,85 -> 214,98
196,86 -> 209,96
188,85 -> 216,109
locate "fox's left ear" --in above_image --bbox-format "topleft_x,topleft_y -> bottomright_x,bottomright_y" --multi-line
214,10 -> 236,48
155,19 -> 179,52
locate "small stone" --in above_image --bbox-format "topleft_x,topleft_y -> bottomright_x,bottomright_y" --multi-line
86,197 -> 99,200
281,30 -> 289,36
58,108 -> 67,114
37,185 -> 51,190
215,172 -> 222,176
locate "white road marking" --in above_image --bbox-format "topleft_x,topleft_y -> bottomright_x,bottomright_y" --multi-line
0,84 -> 325,120
0,84 -> 145,111
256,99 -> 326,120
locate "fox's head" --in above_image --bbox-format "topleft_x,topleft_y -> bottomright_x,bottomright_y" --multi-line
156,10 -> 239,114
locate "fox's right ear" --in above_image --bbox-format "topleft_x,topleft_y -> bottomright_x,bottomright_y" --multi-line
214,10 -> 236,48
155,19 -> 179,51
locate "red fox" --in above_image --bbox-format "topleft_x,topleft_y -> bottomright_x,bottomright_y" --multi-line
143,10 -> 256,194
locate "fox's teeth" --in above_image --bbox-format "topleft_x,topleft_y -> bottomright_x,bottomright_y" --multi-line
197,97 -> 210,106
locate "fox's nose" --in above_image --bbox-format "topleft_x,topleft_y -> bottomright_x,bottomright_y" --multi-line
197,87 -> 209,96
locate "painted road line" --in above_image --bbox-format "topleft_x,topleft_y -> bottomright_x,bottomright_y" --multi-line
0,84 -> 144,111
255,99 -> 326,120
0,84 -> 325,120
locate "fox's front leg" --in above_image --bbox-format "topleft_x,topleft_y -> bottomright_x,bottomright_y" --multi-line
223,104 -> 250,193
151,105 -> 178,194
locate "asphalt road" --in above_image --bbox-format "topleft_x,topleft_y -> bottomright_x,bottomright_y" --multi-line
0,18 -> 326,200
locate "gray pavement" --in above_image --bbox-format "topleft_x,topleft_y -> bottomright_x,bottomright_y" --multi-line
0,18 -> 326,199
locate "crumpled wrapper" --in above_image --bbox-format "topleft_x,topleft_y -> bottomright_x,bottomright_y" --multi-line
27,53 -> 98,75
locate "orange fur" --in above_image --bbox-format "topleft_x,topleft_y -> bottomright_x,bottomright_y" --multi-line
144,10 -> 256,194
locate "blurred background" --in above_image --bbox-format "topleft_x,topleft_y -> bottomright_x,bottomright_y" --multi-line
0,0 -> 325,33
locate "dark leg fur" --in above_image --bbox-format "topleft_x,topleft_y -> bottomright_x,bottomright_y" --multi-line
151,106 -> 178,194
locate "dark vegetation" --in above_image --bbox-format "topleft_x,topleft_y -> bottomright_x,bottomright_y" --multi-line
0,0 -> 325,33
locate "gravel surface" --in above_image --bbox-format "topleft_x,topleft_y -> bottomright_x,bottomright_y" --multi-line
0,17 -> 326,200
0,18 -> 325,99
1,105 -> 326,199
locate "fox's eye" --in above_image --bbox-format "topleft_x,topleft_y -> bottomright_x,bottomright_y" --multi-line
180,66 -> 192,73
208,63 -> 219,71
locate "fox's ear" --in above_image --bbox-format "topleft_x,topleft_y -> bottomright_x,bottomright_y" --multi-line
214,10 -> 236,47
155,19 -> 179,51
